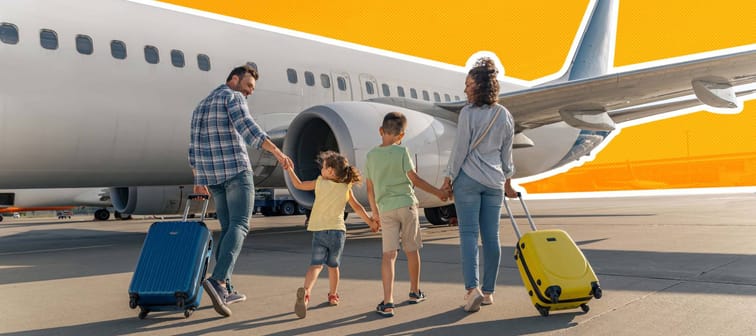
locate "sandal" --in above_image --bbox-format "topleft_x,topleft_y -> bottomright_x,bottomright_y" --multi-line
295,287 -> 309,318
328,293 -> 340,306
376,301 -> 395,317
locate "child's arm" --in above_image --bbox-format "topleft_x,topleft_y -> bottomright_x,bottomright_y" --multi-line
285,166 -> 316,191
407,170 -> 449,201
348,187 -> 379,232
366,179 -> 380,227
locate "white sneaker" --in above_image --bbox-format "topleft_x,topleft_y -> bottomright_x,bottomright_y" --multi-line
464,288 -> 483,312
482,293 -> 494,306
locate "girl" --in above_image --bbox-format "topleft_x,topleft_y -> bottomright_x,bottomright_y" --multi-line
287,151 -> 378,319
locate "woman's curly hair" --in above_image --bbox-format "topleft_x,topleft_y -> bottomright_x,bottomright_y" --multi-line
467,57 -> 500,106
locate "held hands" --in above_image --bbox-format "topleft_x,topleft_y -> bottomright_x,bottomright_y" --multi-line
277,151 -> 293,170
367,216 -> 381,232
440,177 -> 453,200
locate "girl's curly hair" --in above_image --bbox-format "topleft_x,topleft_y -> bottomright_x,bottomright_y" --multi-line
467,57 -> 499,106
317,151 -> 362,185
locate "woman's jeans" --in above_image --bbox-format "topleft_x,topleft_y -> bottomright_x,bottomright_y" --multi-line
453,170 -> 503,293
208,170 -> 254,285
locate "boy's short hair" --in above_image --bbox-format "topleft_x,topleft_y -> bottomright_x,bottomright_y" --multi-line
382,112 -> 407,136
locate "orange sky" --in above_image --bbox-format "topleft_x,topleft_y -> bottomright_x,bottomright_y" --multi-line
161,0 -> 756,191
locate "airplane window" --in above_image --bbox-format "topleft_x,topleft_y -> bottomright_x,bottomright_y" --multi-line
337,77 -> 347,91
198,54 -> 211,71
365,82 -> 375,95
433,92 -> 441,102
397,86 -> 405,97
76,34 -> 93,55
305,71 -> 315,86
40,29 -> 58,50
422,90 -> 430,101
287,68 -> 298,84
382,84 -> 390,96
455,95 -> 460,101
410,88 -> 417,99
111,40 -> 127,59
320,74 -> 331,88
144,45 -> 159,64
444,94 -> 451,102
0,23 -> 19,45
171,49 -> 185,68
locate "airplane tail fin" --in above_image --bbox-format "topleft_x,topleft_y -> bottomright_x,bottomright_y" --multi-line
557,0 -> 619,81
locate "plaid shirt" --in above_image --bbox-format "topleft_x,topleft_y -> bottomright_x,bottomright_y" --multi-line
189,84 -> 269,186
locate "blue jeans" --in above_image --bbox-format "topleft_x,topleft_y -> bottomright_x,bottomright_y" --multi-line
208,170 -> 254,284
453,170 -> 503,293
310,230 -> 346,267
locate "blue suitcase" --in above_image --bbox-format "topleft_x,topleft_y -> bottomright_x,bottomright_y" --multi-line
128,195 -> 212,319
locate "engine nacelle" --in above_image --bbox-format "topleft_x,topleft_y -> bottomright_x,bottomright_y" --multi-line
283,102 -> 456,210
109,185 -> 215,215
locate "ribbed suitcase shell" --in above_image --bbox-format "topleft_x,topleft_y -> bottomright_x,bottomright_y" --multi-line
128,221 -> 212,314
515,229 -> 599,313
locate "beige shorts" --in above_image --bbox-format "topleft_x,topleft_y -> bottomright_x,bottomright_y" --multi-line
380,205 -> 423,253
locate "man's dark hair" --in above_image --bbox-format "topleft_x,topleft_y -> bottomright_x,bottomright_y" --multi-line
382,112 -> 407,136
226,64 -> 259,82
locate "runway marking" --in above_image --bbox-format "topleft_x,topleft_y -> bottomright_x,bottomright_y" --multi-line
0,244 -> 113,256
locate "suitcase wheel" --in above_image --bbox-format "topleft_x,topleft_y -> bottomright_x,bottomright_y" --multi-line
591,283 -> 603,299
129,297 -> 138,309
184,308 -> 195,319
138,308 -> 149,320
580,304 -> 590,313
535,303 -> 550,317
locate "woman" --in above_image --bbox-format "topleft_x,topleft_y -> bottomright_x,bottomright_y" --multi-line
442,57 -> 517,313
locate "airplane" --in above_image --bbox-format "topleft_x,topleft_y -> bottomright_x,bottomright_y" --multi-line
0,188 -> 110,221
0,186 -> 213,221
0,0 -> 754,225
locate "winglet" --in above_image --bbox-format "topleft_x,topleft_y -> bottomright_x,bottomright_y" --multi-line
557,0 -> 619,81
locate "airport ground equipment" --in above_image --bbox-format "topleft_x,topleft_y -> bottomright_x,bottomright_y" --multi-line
505,192 -> 602,317
128,195 -> 212,319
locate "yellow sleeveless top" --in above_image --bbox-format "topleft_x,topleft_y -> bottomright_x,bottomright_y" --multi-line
308,176 -> 350,232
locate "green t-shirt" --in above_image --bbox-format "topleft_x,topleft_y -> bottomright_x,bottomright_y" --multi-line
365,145 -> 418,212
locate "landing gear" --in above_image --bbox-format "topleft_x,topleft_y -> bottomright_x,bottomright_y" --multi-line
94,208 -> 110,221
424,204 -> 456,225
115,211 -> 133,220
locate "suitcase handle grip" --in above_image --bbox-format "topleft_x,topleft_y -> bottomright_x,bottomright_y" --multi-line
503,192 -> 537,240
183,194 -> 210,221
188,194 -> 209,201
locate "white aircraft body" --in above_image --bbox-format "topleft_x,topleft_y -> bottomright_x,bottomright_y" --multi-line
0,0 -> 754,224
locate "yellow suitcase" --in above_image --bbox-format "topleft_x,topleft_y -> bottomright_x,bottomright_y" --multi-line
504,193 -> 602,317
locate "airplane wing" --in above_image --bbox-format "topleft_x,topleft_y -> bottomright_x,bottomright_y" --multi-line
500,47 -> 756,132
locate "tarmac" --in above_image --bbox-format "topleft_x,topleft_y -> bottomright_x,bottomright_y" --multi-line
1,192 -> 755,335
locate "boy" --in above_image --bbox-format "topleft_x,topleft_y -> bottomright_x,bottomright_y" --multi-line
365,111 -> 449,317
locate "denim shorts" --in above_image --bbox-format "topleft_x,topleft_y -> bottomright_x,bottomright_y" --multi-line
310,230 -> 346,267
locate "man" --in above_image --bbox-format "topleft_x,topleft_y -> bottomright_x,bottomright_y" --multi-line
189,64 -> 292,317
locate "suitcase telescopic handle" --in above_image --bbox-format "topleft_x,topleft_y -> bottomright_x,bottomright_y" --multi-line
503,192 -> 537,240
183,194 -> 210,222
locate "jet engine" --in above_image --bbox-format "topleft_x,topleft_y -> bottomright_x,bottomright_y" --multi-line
283,102 -> 457,224
109,185 -> 214,216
